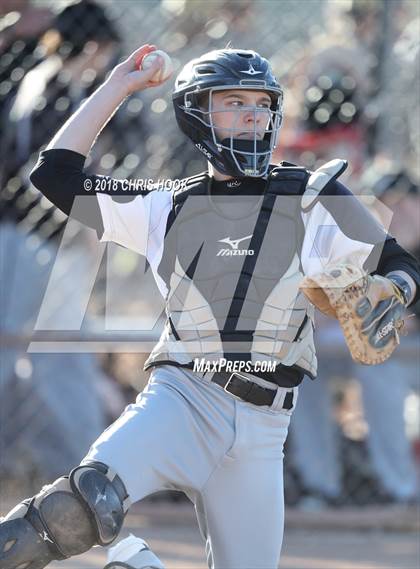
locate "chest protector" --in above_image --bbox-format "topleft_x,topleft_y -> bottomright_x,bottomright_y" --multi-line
144,164 -> 318,386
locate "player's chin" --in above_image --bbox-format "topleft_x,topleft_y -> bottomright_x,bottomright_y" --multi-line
236,133 -> 265,140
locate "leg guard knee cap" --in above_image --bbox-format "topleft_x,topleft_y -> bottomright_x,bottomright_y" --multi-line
0,478 -> 96,569
70,461 -> 131,546
0,462 -> 130,569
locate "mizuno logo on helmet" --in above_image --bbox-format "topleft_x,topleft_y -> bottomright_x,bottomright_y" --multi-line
240,64 -> 262,76
217,235 -> 254,256
195,143 -> 212,160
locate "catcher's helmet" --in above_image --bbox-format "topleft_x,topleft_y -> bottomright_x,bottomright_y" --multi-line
172,49 -> 283,177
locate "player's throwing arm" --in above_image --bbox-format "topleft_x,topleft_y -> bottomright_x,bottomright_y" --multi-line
47,44 -> 172,155
0,45 -> 172,569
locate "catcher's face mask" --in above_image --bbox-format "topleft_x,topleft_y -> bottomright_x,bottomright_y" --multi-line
184,86 -> 282,177
172,49 -> 284,178
212,88 -> 281,176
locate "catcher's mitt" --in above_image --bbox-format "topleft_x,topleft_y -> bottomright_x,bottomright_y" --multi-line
299,264 -> 407,365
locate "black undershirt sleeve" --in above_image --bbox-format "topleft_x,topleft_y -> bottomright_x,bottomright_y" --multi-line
30,148 -> 147,236
30,149 -> 103,233
319,180 -> 420,305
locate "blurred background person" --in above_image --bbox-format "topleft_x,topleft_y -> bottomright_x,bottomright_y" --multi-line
1,0 -> 122,189
278,68 -> 369,504
0,0 -> 125,494
276,0 -> 419,508
288,166 -> 419,508
0,0 -> 53,117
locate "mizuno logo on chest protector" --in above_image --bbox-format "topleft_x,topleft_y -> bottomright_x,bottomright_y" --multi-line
217,235 -> 254,256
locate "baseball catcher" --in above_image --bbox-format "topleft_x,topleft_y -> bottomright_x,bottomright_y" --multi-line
1,44 -> 419,569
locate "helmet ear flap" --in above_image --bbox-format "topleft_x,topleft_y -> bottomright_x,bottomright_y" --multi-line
195,92 -> 212,129
196,91 -> 210,112
184,91 -> 210,124
179,91 -> 213,148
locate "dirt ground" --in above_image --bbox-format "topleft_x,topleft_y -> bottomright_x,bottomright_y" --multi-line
44,503 -> 419,569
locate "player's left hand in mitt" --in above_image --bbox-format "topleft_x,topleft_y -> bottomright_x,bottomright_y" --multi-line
299,264 -> 408,365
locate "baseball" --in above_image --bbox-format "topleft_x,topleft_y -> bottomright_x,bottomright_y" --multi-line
141,49 -> 173,82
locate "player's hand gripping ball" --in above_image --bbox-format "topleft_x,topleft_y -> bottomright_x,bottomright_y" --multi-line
138,49 -> 173,83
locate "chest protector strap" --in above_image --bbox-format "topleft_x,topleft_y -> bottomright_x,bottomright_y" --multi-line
222,164 -> 310,339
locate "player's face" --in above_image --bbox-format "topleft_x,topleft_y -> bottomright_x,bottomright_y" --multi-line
209,89 -> 272,142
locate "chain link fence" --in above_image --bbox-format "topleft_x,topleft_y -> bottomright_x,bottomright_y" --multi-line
1,0 -> 419,510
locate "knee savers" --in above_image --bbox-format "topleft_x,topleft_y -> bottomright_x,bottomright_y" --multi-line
105,534 -> 165,569
0,461 -> 131,569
